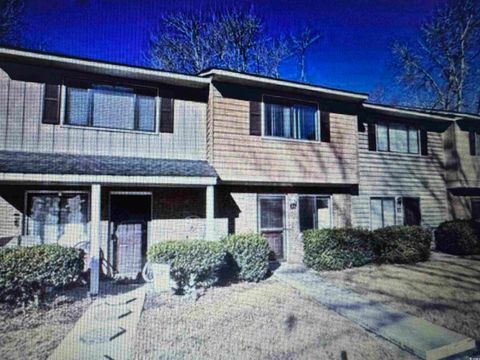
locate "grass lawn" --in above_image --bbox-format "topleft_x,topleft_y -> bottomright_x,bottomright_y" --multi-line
319,252 -> 480,341
0,287 -> 92,360
134,278 -> 414,360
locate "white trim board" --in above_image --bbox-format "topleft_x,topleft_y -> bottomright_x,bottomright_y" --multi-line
0,47 -> 210,88
0,173 -> 217,186
200,69 -> 368,101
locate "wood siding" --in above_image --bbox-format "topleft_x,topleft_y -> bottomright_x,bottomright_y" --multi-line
445,123 -> 480,187
0,77 -> 207,160
207,83 -> 358,184
352,121 -> 447,228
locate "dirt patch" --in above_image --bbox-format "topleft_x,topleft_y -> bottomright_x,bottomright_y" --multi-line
319,252 -> 480,341
0,286 -> 92,360
134,278 -> 414,360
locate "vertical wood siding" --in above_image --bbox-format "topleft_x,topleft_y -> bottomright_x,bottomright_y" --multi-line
352,122 -> 447,228
0,78 -> 207,160
208,84 -> 358,184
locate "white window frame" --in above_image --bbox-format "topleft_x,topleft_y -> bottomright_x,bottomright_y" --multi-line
376,121 -> 420,154
261,94 -> 320,143
369,196 -> 396,230
59,80 -> 161,135
298,194 -> 332,231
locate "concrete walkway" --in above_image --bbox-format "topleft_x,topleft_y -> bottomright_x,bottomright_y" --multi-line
48,286 -> 146,360
274,265 -> 476,360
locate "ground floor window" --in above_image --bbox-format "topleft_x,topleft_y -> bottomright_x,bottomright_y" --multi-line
370,197 -> 395,229
25,191 -> 89,246
299,195 -> 331,231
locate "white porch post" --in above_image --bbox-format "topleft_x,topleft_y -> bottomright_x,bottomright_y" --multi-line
205,185 -> 215,240
89,184 -> 101,296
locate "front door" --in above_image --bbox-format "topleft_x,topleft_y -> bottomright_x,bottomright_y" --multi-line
259,195 -> 285,260
110,194 -> 151,278
403,197 -> 421,226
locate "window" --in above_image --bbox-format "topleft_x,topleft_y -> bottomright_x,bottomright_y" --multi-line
65,82 -> 157,132
376,122 -> 419,154
472,132 -> 480,155
370,197 -> 395,229
471,199 -> 480,220
26,192 -> 89,246
264,97 -> 318,140
299,196 -> 331,231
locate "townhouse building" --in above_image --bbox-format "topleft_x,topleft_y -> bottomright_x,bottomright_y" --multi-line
0,47 -> 478,292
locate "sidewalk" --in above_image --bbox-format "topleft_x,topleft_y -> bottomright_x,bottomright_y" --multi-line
48,286 -> 146,360
274,264 -> 476,360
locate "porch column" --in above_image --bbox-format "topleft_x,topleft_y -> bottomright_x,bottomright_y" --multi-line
205,185 -> 215,240
89,184 -> 101,296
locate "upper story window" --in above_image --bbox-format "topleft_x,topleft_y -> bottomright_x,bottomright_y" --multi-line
376,122 -> 419,154
469,131 -> 480,156
65,81 -> 157,132
263,97 -> 319,140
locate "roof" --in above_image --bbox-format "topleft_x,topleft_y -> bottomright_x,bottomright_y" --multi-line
0,151 -> 217,178
363,103 -> 457,122
0,46 -> 210,89
427,109 -> 480,121
198,68 -> 368,102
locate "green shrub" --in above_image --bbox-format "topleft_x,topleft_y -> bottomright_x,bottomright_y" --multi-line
222,233 -> 270,282
373,226 -> 431,264
147,240 -> 226,293
435,220 -> 480,255
303,228 -> 375,271
0,245 -> 84,305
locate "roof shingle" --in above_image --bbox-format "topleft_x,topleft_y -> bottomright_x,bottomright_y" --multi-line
0,151 -> 217,178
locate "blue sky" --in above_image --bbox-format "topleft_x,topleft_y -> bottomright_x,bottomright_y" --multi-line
20,0 -> 440,94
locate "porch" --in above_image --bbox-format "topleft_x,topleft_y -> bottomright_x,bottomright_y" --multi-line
0,151 -> 226,295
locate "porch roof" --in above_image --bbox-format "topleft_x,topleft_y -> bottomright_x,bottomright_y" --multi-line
0,151 -> 217,185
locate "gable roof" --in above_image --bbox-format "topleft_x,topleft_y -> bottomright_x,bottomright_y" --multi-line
363,103 -> 456,122
198,68 -> 368,102
0,46 -> 210,88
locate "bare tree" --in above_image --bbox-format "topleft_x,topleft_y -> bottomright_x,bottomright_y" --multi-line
252,35 -> 291,78
392,0 -> 480,113
0,0 -> 23,45
148,6 -> 292,77
220,6 -> 261,72
291,25 -> 321,82
149,10 -> 215,74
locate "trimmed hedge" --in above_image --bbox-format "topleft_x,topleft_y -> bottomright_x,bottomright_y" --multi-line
222,233 -> 270,282
0,245 -> 84,305
373,226 -> 431,264
147,240 -> 226,292
435,220 -> 480,255
303,228 -> 375,271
